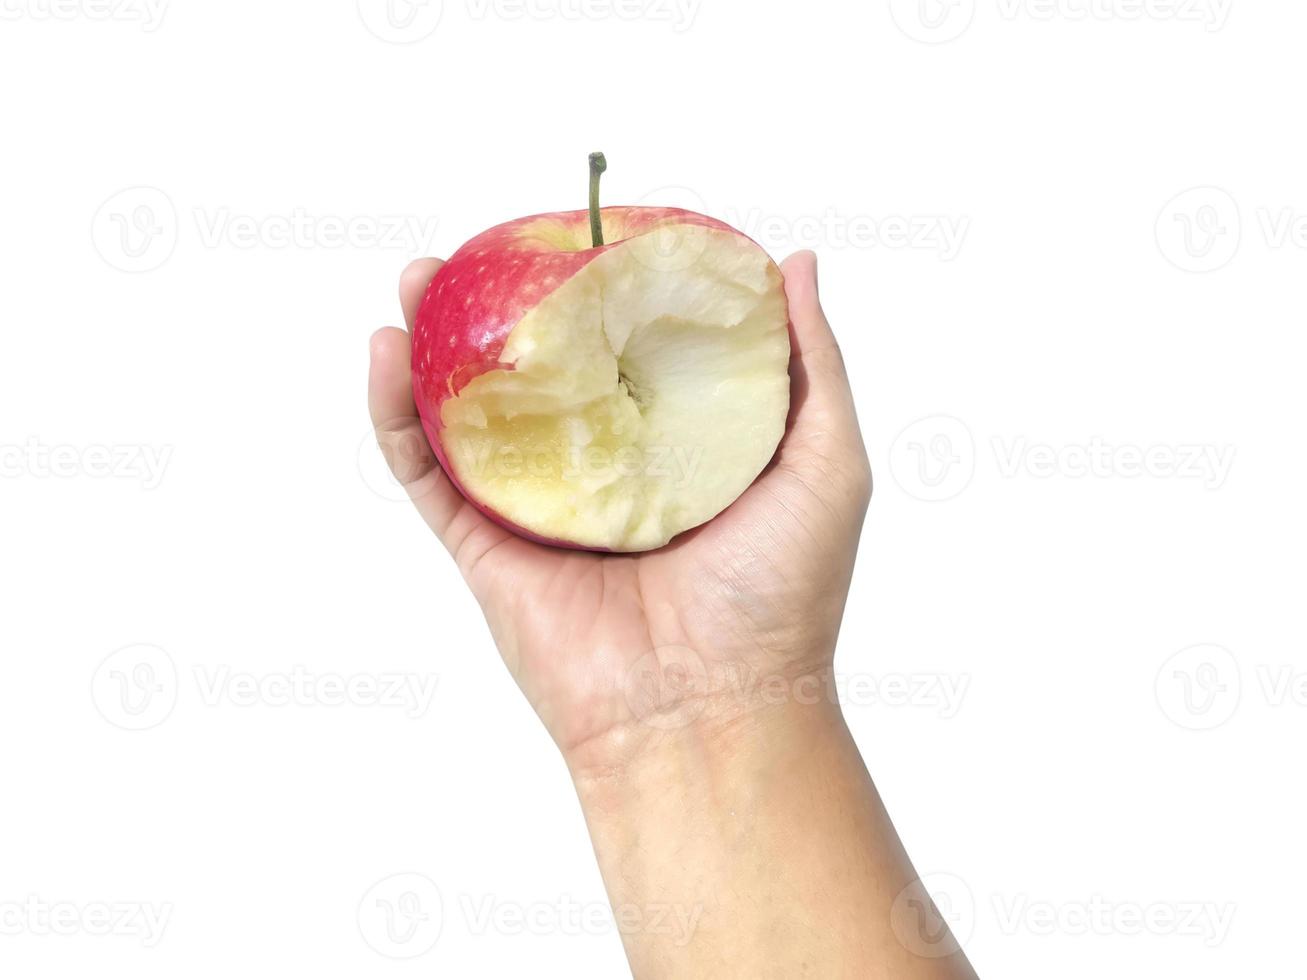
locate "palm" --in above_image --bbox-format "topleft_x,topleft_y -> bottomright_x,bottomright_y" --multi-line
370,253 -> 870,767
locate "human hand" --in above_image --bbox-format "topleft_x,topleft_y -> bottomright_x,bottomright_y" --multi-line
367,249 -> 871,776
369,253 -> 976,979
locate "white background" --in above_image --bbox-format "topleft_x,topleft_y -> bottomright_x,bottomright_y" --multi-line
1,0 -> 1301,976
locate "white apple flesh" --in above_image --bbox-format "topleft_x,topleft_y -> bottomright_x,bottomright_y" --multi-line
412,201 -> 791,553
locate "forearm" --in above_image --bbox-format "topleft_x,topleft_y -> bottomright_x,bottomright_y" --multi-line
569,698 -> 977,979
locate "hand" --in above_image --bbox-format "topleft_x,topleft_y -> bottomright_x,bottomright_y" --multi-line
368,253 -> 975,979
368,250 -> 872,775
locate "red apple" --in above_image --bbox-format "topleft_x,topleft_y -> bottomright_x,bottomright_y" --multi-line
411,158 -> 791,552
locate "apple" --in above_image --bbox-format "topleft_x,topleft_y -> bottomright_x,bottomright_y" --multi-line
411,154 -> 791,552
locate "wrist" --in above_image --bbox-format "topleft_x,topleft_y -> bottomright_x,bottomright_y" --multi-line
565,691 -> 897,979
567,687 -> 850,818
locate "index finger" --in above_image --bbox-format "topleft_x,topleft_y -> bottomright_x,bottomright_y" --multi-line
400,257 -> 444,332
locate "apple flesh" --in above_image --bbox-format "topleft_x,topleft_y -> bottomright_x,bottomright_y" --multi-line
411,206 -> 791,552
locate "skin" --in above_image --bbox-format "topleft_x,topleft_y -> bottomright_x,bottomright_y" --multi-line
368,250 -> 978,979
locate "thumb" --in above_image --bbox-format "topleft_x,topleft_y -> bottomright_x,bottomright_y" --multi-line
778,251 -> 869,470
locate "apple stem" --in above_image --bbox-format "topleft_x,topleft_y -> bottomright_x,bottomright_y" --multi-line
588,152 -> 607,248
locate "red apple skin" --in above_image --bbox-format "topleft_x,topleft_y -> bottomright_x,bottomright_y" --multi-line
410,206 -> 768,551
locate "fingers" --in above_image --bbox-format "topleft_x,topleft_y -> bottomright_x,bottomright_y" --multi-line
776,251 -> 872,498
400,257 -> 444,331
780,250 -> 840,363
367,326 -> 426,440
367,319 -> 474,549
371,260 -> 533,592
780,250 -> 861,436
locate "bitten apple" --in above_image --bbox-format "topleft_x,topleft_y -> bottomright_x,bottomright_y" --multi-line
411,154 -> 791,552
